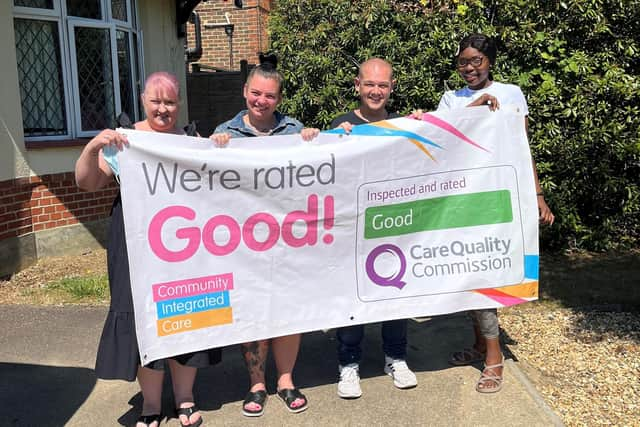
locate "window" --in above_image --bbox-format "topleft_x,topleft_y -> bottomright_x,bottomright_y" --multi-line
13,0 -> 143,140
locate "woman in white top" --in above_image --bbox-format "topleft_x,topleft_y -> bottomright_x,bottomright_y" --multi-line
437,34 -> 555,393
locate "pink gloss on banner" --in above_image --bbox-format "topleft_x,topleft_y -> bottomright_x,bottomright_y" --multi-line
152,273 -> 234,302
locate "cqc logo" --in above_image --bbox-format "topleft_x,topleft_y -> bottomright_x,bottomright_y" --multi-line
365,244 -> 407,289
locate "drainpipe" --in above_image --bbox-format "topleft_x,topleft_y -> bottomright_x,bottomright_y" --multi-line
186,11 -> 203,64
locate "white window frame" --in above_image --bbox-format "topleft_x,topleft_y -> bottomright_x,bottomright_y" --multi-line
67,20 -> 121,137
13,0 -> 140,142
109,0 -> 133,27
116,26 -> 143,121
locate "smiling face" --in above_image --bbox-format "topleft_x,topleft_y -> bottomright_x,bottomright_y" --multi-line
355,59 -> 395,114
141,84 -> 179,133
243,74 -> 282,124
456,47 -> 492,90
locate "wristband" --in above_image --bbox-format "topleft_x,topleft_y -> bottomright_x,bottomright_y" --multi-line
536,192 -> 544,196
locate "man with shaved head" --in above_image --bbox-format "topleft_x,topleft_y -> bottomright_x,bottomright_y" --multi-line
331,58 -> 417,399
331,58 -> 398,131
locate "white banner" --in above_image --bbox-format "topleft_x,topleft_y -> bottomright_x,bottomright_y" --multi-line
117,108 -> 539,364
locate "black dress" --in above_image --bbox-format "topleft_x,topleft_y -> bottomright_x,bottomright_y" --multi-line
94,120 -> 221,381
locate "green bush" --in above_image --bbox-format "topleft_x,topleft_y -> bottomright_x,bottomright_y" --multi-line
269,0 -> 640,251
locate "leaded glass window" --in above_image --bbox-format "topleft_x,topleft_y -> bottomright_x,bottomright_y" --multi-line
111,0 -> 128,22
66,0 -> 102,19
74,27 -> 115,131
13,0 -> 141,140
14,0 -> 54,8
117,30 -> 135,121
14,18 -> 66,136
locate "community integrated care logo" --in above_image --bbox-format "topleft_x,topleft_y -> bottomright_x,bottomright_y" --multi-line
152,273 -> 234,336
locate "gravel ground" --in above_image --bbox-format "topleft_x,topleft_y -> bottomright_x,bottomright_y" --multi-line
500,305 -> 640,426
1,249 -> 639,426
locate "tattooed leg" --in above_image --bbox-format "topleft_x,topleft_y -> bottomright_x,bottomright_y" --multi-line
241,340 -> 269,392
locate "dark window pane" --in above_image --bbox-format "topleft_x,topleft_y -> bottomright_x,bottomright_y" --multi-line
116,30 -> 135,120
111,0 -> 127,21
14,18 -> 67,136
14,0 -> 54,8
74,27 -> 115,131
67,0 -> 101,19
133,32 -> 142,120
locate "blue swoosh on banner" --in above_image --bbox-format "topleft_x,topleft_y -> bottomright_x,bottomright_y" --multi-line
325,124 -> 443,149
524,255 -> 539,280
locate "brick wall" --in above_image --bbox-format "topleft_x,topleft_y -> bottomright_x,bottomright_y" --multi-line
188,0 -> 273,71
0,173 -> 117,242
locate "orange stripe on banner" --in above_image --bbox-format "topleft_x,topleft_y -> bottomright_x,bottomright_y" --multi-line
474,281 -> 538,299
156,307 -> 233,336
495,281 -> 538,298
375,121 -> 437,162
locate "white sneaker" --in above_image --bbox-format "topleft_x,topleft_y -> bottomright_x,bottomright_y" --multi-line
337,363 -> 362,398
384,356 -> 417,389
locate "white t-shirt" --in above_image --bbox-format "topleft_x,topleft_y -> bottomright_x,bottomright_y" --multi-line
437,81 -> 529,116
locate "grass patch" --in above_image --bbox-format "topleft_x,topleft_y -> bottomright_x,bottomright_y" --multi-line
46,275 -> 109,303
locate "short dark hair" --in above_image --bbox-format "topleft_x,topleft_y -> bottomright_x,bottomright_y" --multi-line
456,34 -> 497,65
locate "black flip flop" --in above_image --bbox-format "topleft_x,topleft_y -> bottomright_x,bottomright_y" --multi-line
176,405 -> 203,427
137,414 -> 161,426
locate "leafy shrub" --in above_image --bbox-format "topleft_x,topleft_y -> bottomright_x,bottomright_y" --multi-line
269,0 -> 640,251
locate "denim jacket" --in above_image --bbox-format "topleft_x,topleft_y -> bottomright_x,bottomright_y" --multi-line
213,110 -> 303,138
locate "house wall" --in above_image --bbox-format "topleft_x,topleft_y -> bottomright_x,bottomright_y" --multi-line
188,0 -> 273,71
0,0 -> 189,277
1,1 -> 29,183
138,0 -> 191,117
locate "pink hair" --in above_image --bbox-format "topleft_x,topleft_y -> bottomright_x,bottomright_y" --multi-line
143,71 -> 180,99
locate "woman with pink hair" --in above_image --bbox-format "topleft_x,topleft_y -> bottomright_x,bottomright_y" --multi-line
76,72 -> 220,427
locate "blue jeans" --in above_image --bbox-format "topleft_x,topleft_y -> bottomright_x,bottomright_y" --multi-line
337,319 -> 407,365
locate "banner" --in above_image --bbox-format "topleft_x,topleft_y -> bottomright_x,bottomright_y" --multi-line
117,107 -> 539,364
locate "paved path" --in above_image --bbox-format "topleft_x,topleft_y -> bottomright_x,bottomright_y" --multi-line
0,305 -> 563,426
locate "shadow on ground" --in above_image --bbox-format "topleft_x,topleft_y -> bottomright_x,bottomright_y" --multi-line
0,363 -> 96,426
538,251 -> 640,341
117,314 -> 475,424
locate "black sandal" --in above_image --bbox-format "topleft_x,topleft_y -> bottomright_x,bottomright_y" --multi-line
136,414 -> 161,427
242,390 -> 268,417
277,388 -> 308,413
176,405 -> 203,427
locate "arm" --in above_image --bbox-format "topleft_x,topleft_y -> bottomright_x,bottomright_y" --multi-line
75,129 -> 127,191
525,117 -> 554,225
